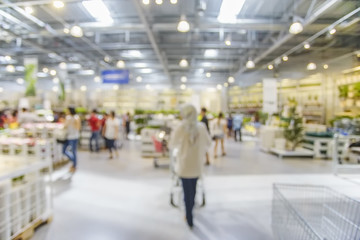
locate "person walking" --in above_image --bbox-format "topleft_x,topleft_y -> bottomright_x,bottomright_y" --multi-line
123,112 -> 131,140
88,109 -> 101,152
169,105 -> 211,228
233,114 -> 243,142
102,111 -> 119,159
227,113 -> 233,138
63,107 -> 81,173
211,112 -> 227,158
199,107 -> 210,165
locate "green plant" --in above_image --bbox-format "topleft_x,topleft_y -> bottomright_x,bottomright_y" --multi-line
353,83 -> 360,98
338,85 -> 349,98
282,101 -> 303,151
24,64 -> 37,96
258,111 -> 269,125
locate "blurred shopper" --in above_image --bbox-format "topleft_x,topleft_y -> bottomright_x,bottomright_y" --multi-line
103,111 -> 119,159
233,114 -> 243,142
63,107 -> 81,173
123,112 -> 131,140
8,110 -> 18,129
199,107 -> 210,165
88,109 -> 101,152
211,112 -> 227,158
0,111 -> 6,129
169,104 -> 211,228
227,113 -> 233,138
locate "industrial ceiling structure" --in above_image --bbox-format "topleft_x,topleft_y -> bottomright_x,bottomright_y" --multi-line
0,0 -> 359,91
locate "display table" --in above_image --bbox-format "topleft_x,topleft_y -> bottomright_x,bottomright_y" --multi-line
270,148 -> 314,159
259,126 -> 284,152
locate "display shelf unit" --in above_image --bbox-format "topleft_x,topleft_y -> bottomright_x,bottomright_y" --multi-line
270,147 -> 314,159
0,158 -> 53,240
302,136 -> 333,159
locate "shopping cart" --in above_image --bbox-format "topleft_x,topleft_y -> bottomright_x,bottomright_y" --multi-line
169,149 -> 206,208
151,130 -> 170,168
272,183 -> 360,240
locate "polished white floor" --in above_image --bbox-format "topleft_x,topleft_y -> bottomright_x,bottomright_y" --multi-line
33,138 -> 360,240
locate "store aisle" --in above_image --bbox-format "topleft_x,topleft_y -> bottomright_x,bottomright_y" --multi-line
32,139 -> 359,240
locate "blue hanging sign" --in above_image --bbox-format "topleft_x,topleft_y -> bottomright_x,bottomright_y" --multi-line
101,69 -> 129,84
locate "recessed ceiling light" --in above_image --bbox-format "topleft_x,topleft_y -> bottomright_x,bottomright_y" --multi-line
50,69 -> 57,76
80,85 -> 87,91
25,6 -> 34,15
155,0 -> 163,4
70,25 -> 83,38
268,64 -> 274,70
16,78 -> 24,84
181,76 -> 187,83
94,76 -> 101,82
179,59 -> 189,68
116,60 -> 125,68
204,49 -> 218,58
307,62 -> 317,71
177,15 -> 190,33
304,43 -> 311,49
289,21 -> 303,34
142,0 -> 150,4
170,0 -> 177,4
282,55 -> 289,62
217,84 -> 222,90
136,76 -> 143,82
180,84 -> 186,90
228,76 -> 235,83
6,65 -> 15,72
53,0 -> 65,8
246,60 -> 255,69
53,77 -> 60,83
329,28 -> 336,35
206,72 -> 211,78
323,64 -> 329,70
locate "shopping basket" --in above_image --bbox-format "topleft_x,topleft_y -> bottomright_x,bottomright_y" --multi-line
272,183 -> 360,240
169,149 -> 206,208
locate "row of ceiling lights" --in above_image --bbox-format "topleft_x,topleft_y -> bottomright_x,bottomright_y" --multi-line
142,0 -> 178,5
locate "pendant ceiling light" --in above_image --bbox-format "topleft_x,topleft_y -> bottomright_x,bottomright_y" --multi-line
70,25 -> 83,37
268,64 -> 274,70
228,76 -> 235,83
179,59 -> 189,68
177,15 -> 190,33
246,60 -> 255,69
304,43 -> 311,49
289,21 -> 303,34
307,62 -> 317,71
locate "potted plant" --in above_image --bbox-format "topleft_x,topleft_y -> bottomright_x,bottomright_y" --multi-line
282,98 -> 304,151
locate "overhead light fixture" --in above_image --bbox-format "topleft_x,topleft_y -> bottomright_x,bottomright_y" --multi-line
79,69 -> 95,75
224,82 -> 229,87
94,76 -> 101,82
42,67 -> 49,73
59,62 -> 67,69
37,72 -> 48,77
70,25 -> 83,37
104,55 -> 111,62
16,78 -> 24,85
225,40 -> 231,46
50,69 -> 57,76
204,49 -> 218,58
217,84 -> 222,90
323,64 -> 329,70
304,43 -> 311,49
4,55 -> 11,61
179,59 -> 189,68
52,86 -> 59,92
177,15 -> 190,33
228,76 -> 235,83
53,77 -> 60,83
142,0 -> 150,4
116,60 -> 125,68
180,84 -> 186,90
246,60 -> 255,69
63,28 -> 70,34
289,21 -> 303,34
53,0 -> 65,8
80,85 -> 87,91
307,62 -> 317,71
82,0 -> 113,24
217,0 -> 245,24
48,52 -> 57,58
268,64 -> 274,70
155,0 -> 163,4
206,72 -> 211,78
136,76 -> 143,82
181,76 -> 187,83
282,55 -> 289,62
329,28 -> 336,35
170,0 -> 178,4
25,6 -> 34,14
113,85 -> 119,90
6,65 -> 15,72
123,50 -> 142,58
140,68 -> 153,74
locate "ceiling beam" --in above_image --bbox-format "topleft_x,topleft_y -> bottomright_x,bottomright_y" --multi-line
131,0 -> 171,82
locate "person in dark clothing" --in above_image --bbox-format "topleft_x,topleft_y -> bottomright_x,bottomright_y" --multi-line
227,113 -> 233,138
200,107 -> 210,165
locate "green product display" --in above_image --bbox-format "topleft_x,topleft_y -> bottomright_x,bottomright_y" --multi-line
282,98 -> 303,151
24,64 -> 37,97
